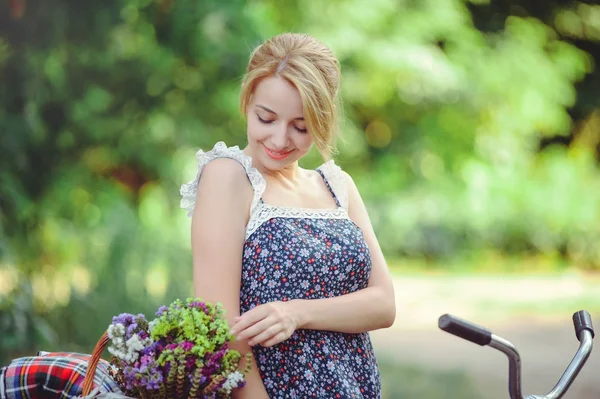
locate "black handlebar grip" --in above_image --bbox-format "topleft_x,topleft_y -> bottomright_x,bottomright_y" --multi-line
573,310 -> 595,341
438,314 -> 492,346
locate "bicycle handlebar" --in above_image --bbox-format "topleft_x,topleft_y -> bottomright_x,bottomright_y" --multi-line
573,310 -> 595,341
438,314 -> 492,346
438,310 -> 595,399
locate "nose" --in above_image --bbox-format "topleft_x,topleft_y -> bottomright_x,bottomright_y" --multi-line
270,123 -> 290,150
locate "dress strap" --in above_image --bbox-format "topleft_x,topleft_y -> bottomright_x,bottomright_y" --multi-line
316,169 -> 341,208
179,141 -> 266,217
316,160 -> 348,210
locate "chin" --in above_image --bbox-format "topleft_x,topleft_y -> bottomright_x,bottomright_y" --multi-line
261,155 -> 296,170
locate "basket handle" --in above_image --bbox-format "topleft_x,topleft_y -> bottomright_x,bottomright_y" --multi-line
82,331 -> 109,396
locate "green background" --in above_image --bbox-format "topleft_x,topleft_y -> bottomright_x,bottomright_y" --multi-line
1,0 -> 599,397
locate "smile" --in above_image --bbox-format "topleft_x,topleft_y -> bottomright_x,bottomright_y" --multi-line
264,145 -> 294,160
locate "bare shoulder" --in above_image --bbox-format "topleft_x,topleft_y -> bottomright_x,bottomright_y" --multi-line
200,157 -> 252,186
341,170 -> 373,231
198,158 -> 253,196
342,170 -> 356,187
341,170 -> 362,205
194,157 -> 254,220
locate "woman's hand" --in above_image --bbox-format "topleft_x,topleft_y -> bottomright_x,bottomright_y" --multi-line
230,300 -> 301,347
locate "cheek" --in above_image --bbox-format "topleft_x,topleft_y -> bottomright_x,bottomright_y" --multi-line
247,117 -> 265,140
295,134 -> 314,152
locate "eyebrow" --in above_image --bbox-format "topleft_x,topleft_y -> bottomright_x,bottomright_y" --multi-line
256,104 -> 304,121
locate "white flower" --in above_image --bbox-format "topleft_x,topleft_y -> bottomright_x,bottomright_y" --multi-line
107,323 -> 125,340
148,319 -> 158,333
107,324 -> 150,364
221,371 -> 245,393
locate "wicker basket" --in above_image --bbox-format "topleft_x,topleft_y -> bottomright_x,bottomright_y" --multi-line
81,327 -> 246,398
81,331 -> 111,396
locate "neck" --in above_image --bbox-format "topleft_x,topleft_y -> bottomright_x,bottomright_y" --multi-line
266,163 -> 302,182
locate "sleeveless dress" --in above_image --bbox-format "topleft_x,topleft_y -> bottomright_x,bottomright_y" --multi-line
180,142 -> 382,399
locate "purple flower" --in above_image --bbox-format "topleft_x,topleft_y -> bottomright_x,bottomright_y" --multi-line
165,343 -> 178,351
141,340 -> 162,357
180,341 -> 194,352
126,323 -> 138,337
155,306 -> 168,317
111,313 -> 148,340
202,347 -> 227,376
121,354 -> 163,391
185,357 -> 196,370
188,301 -> 209,314
112,313 -> 134,326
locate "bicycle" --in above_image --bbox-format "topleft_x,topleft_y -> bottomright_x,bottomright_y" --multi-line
438,310 -> 595,399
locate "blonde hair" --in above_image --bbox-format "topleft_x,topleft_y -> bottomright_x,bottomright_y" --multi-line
239,33 -> 342,160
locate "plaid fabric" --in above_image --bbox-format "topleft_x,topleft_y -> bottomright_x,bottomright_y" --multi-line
0,351 -> 122,399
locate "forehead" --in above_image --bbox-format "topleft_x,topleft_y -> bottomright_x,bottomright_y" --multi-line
252,76 -> 304,116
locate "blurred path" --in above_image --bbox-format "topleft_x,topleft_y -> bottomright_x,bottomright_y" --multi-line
370,274 -> 600,399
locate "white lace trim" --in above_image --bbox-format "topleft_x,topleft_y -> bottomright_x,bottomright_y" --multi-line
180,142 -> 351,238
179,141 -> 266,217
245,202 -> 349,239
317,160 -> 349,210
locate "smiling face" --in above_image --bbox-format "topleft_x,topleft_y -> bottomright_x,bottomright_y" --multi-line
245,75 -> 314,171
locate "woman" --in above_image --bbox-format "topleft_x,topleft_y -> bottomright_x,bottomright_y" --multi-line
180,32 -> 396,399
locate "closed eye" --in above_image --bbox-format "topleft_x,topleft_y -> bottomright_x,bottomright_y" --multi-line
257,113 -> 307,133
257,114 -> 274,124
294,126 -> 307,134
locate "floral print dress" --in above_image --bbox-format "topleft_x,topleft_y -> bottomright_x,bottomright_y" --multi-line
181,142 -> 382,399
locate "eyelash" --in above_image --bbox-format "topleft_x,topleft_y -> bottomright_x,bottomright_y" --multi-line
257,114 -> 307,134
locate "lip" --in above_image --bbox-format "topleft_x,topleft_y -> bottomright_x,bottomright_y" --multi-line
264,145 -> 294,160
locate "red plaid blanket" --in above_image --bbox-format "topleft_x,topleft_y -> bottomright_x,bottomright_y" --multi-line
0,351 -> 122,399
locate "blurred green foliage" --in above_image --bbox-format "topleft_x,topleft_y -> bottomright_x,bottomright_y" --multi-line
1,0 -> 600,381
378,357 -> 480,398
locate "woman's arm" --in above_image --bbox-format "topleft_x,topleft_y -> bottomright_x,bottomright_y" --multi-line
291,171 -> 396,333
190,158 -> 270,399
231,171 -> 395,345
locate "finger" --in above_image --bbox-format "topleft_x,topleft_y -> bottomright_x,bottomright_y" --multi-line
231,314 -> 268,338
248,324 -> 282,346
230,307 -> 268,335
261,331 -> 289,347
236,317 -> 276,341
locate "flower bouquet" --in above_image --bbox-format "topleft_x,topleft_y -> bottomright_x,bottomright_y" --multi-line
104,298 -> 251,399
